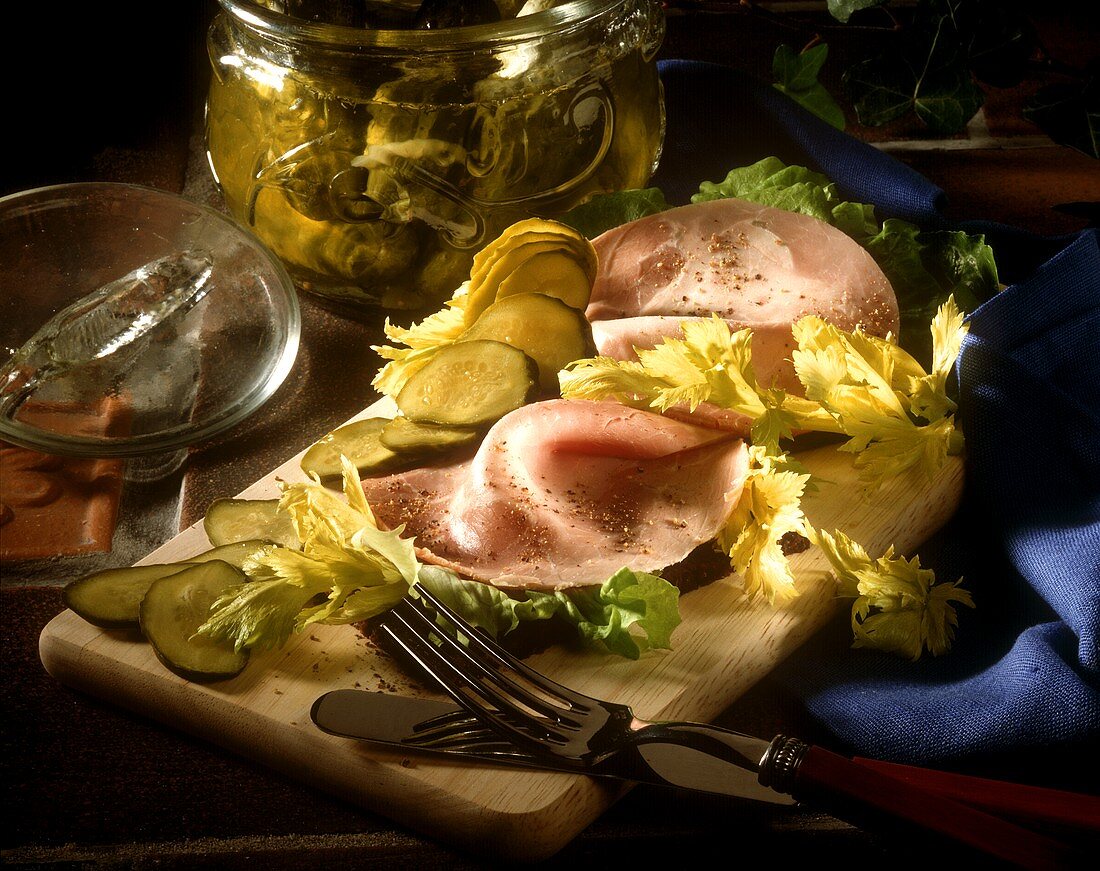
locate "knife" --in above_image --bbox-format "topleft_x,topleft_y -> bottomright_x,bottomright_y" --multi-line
312,689 -> 1100,837
311,689 -> 796,806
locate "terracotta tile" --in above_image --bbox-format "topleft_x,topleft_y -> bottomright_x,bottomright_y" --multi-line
0,399 -> 129,561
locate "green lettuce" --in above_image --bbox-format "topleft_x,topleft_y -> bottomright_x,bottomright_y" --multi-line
692,157 -> 1000,364
418,564 -> 682,660
559,188 -> 669,240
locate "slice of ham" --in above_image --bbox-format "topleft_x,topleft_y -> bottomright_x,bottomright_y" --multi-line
586,198 -> 899,429
361,399 -> 747,590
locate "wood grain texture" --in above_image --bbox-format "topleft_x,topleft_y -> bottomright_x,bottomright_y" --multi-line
40,403 -> 964,861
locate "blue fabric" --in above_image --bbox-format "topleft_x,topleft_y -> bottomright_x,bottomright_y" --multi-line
654,60 -> 1100,763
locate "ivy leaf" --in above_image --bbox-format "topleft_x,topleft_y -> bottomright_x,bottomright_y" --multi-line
911,66 -> 986,133
960,1 -> 1037,88
773,44 -> 847,131
1024,73 -> 1100,160
774,43 -> 828,92
844,1 -> 986,135
827,0 -> 886,24
846,53 -> 984,134
843,57 -> 914,127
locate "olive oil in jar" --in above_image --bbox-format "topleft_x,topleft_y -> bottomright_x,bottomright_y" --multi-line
206,0 -> 665,309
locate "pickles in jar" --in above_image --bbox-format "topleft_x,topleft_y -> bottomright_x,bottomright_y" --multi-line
205,0 -> 664,310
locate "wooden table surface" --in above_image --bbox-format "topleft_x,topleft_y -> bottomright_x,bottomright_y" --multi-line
2,4 -> 1098,869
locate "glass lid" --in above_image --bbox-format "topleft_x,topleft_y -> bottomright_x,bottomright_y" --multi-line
0,183 -> 300,457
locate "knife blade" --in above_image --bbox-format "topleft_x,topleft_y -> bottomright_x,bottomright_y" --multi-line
311,689 -> 795,806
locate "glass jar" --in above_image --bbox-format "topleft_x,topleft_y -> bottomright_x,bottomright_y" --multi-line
206,0 -> 665,310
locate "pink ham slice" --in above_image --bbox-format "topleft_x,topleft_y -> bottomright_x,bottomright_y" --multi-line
586,198 -> 899,429
361,399 -> 748,591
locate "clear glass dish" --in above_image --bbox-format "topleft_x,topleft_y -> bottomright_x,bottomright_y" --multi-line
205,0 -> 666,310
0,183 -> 300,457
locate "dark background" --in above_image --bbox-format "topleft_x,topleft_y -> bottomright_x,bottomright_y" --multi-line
2,3 -> 1097,869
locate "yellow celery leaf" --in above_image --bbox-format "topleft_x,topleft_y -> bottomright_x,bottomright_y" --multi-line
199,571 -> 329,651
302,581 -> 409,627
371,283 -> 469,397
930,296 -> 967,384
792,309 -> 964,488
340,455 -> 378,527
718,446 -> 811,605
814,528 -> 973,660
836,336 -> 910,419
558,356 -> 665,409
197,461 -> 420,651
633,338 -> 715,411
793,316 -> 910,417
562,316 -> 836,444
748,389 -> 806,457
840,412 -> 956,487
907,296 -> 968,422
372,346 -> 440,398
790,340 -> 847,401
809,527 -> 870,597
278,473 -> 371,545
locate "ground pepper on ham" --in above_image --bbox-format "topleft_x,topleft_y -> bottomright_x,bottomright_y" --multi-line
360,400 -> 748,591
586,197 -> 900,430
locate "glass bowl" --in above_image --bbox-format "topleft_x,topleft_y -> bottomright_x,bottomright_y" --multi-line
205,0 -> 666,310
0,182 -> 300,457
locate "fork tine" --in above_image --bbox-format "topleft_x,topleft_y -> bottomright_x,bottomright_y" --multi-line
379,609 -> 570,747
407,710 -> 556,751
395,710 -> 562,761
410,583 -> 596,710
391,600 -> 582,726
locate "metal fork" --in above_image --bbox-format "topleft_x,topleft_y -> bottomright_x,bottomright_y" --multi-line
373,584 -> 1079,870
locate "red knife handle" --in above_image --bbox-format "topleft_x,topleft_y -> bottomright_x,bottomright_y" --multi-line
760,737 -> 1079,870
852,755 -> 1100,835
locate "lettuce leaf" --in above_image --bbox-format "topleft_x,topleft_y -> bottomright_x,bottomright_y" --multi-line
418,564 -> 681,660
559,188 -> 669,239
538,567 -> 682,659
692,157 -> 999,365
416,564 -> 560,639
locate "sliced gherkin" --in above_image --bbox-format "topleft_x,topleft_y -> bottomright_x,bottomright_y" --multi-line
457,293 -> 595,392
300,417 -> 406,478
140,562 -> 251,682
203,499 -> 299,549
63,541 -> 270,631
464,219 -> 597,327
380,416 -> 481,453
396,340 -> 538,427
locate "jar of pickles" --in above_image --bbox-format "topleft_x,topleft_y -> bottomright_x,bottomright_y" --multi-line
206,0 -> 665,310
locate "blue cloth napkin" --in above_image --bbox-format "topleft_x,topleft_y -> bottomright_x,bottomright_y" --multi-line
653,60 -> 1100,764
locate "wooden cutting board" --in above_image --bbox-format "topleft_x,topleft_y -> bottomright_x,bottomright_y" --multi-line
39,404 -> 964,861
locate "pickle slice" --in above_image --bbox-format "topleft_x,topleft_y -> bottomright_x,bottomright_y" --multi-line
63,540 -> 271,630
465,219 -> 597,327
139,561 -> 250,682
64,564 -> 189,630
380,416 -> 481,453
494,251 -> 593,311
204,498 -> 299,549
300,417 -> 405,479
188,540 -> 273,569
396,340 -> 538,427
457,293 -> 596,392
